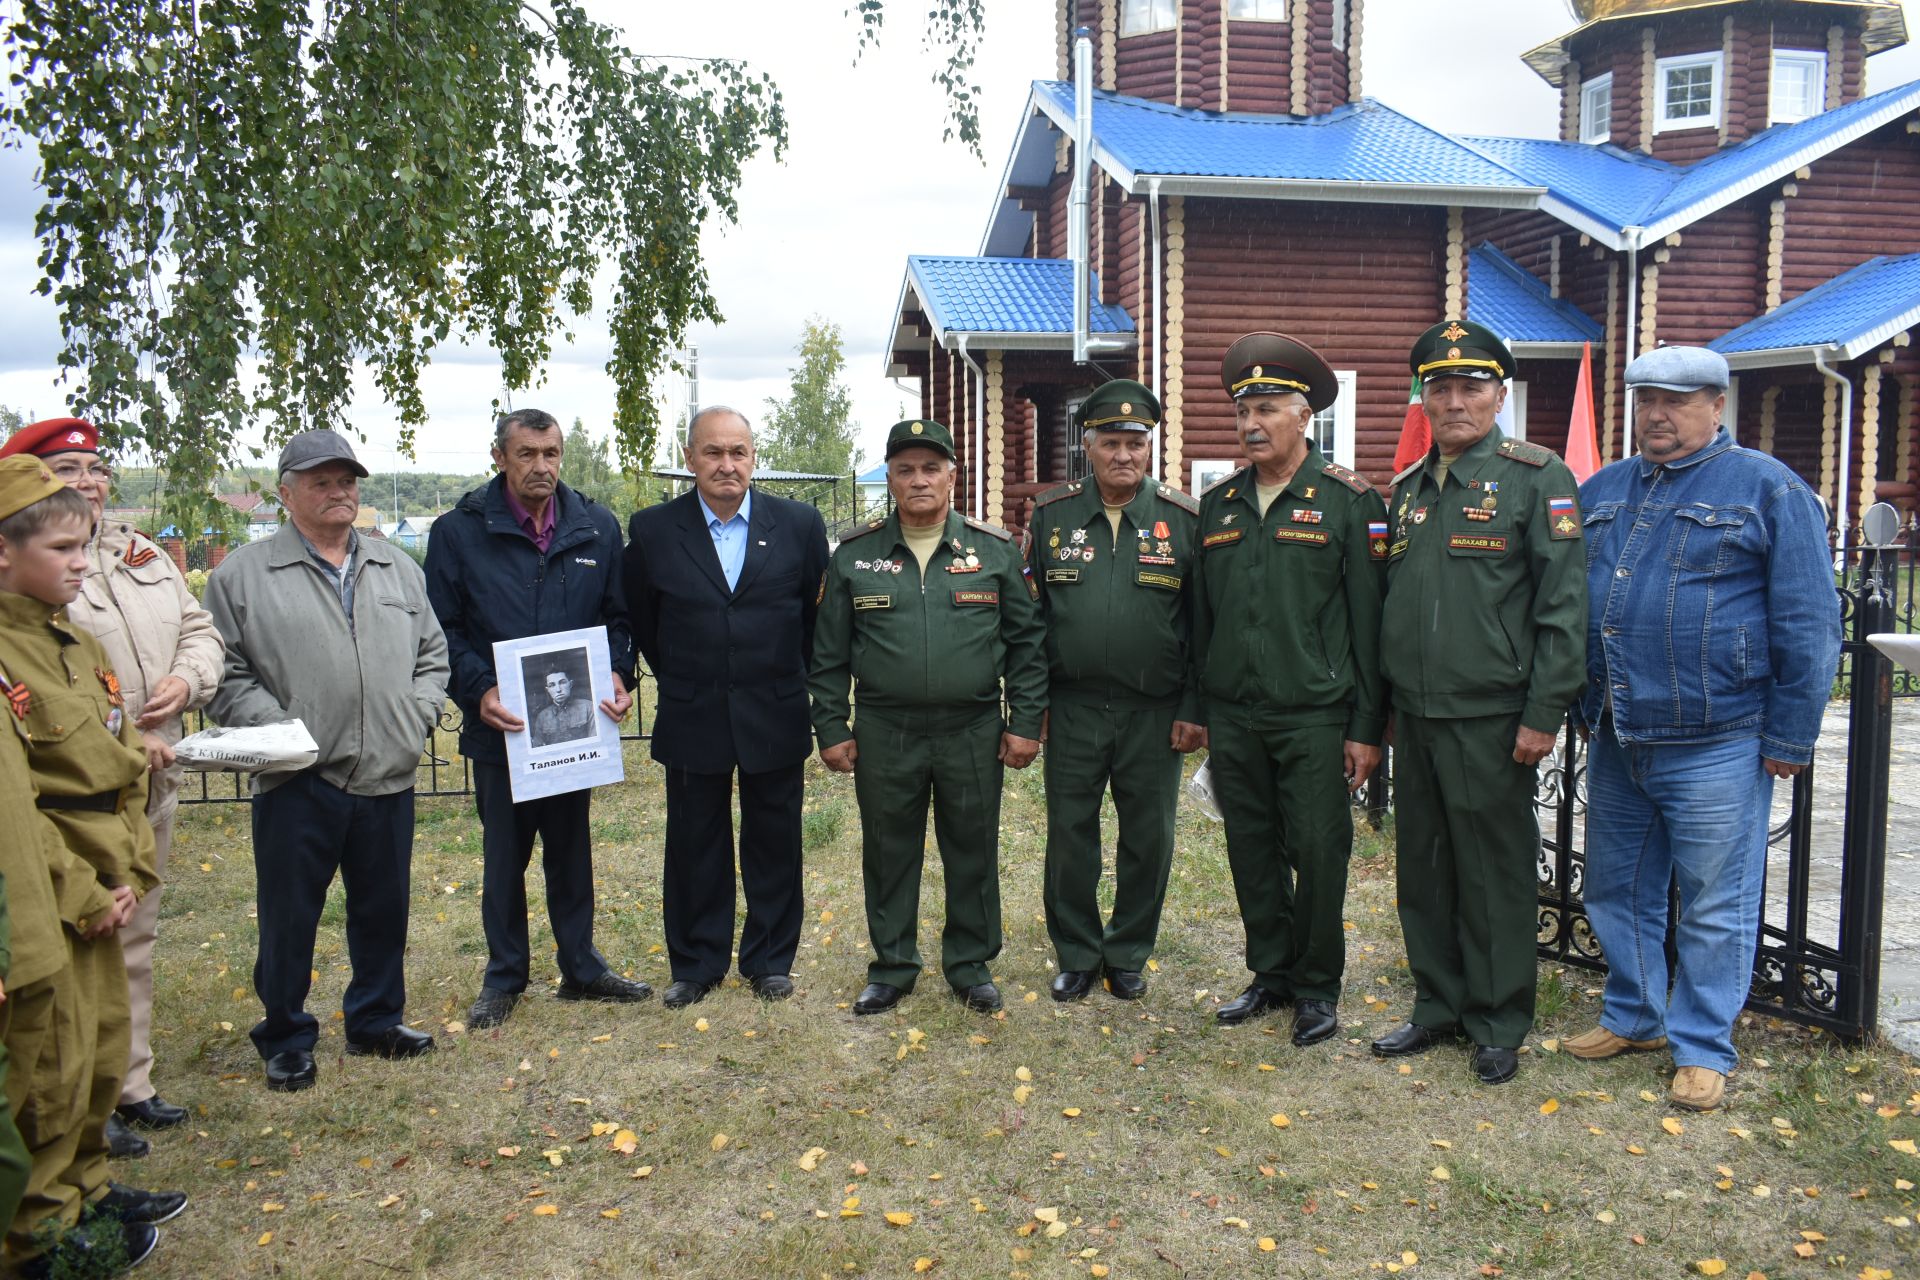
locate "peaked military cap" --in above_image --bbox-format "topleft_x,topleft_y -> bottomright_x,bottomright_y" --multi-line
1076,380 -> 1160,432
1220,332 -> 1339,411
1409,319 -> 1516,385
0,456 -> 67,522
0,417 -> 98,459
884,418 -> 956,461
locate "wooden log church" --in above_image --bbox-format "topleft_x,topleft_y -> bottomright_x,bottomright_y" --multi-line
883,0 -> 1920,531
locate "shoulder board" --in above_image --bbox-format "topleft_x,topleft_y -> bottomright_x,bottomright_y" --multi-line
1032,481 -> 1085,509
1496,439 -> 1554,468
1155,482 -> 1200,515
1320,462 -> 1373,495
961,514 -> 1012,542
1201,467 -> 1245,497
1390,458 -> 1424,488
840,518 -> 888,543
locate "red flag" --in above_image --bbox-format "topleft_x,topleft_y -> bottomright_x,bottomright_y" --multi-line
1392,375 -> 1430,472
1564,341 -> 1602,484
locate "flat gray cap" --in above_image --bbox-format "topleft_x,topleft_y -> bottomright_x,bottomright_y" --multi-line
1624,346 -> 1730,393
277,430 -> 368,478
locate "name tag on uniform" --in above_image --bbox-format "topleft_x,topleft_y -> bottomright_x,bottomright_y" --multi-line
1203,529 -> 1243,550
1136,572 -> 1181,591
1274,528 -> 1328,546
853,594 -> 892,610
1448,533 -> 1509,553
1045,568 -> 1081,583
953,590 -> 998,606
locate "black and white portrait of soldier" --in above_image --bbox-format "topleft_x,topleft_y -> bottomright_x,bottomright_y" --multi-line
524,649 -> 595,748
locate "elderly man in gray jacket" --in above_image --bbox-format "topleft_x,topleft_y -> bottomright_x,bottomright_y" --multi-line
206,430 -> 449,1093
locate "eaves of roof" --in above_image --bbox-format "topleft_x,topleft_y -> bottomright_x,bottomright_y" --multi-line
1708,252 -> 1920,368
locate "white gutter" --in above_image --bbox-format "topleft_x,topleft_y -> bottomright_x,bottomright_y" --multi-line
1071,27 -> 1094,366
1622,225 -> 1644,455
956,335 -> 987,520
1814,350 -> 1853,556
1150,176 -> 1164,482
1123,175 -> 1544,209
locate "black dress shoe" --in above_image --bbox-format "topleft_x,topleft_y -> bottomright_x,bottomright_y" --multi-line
1215,982 -> 1284,1025
748,974 -> 795,1000
957,982 -> 1002,1013
852,983 -> 904,1016
265,1049 -> 317,1092
663,979 -> 717,1010
1103,966 -> 1147,1000
20,1218 -> 158,1279
1473,1044 -> 1520,1085
1050,970 -> 1095,1001
1369,1021 -> 1459,1058
346,1024 -> 436,1059
558,971 -> 654,1003
104,1114 -> 148,1159
114,1096 -> 188,1130
1290,998 -> 1340,1047
466,987 -> 520,1030
92,1181 -> 188,1225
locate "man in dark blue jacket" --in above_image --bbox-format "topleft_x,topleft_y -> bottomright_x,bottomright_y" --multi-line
425,409 -> 651,1029
623,406 -> 829,1008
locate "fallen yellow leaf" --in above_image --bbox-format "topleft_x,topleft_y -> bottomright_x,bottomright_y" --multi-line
711,1134 -> 729,1151
590,1122 -> 616,1137
257,1232 -> 273,1247
632,1166 -> 654,1179
1045,1221 -> 1069,1238
1662,1117 -> 1686,1135
1431,1166 -> 1451,1181
1793,1243 -> 1817,1259
1695,1261 -> 1727,1276
261,1202 -> 284,1213
1801,1231 -> 1827,1242
1015,1066 -> 1033,1082
600,1208 -> 621,1219
611,1129 -> 639,1155
1090,1267 -> 1109,1279
533,1204 -> 558,1217
1259,1238 -> 1278,1251
885,1211 -> 914,1226
1063,1108 -> 1082,1118
1890,1139 -> 1919,1156
377,1194 -> 401,1208
1596,1210 -> 1616,1223
1271,1113 -> 1291,1129
1431,1139 -> 1452,1149
591,1033 -> 612,1043
1625,1145 -> 1647,1156
799,1147 -> 826,1172
1013,1085 -> 1033,1105
1404,1252 -> 1419,1265
1640,1090 -> 1660,1103
912,1260 -> 933,1274
694,1018 -> 709,1033
1540,1098 -> 1560,1115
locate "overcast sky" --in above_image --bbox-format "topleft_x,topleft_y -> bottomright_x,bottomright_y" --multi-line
1,0 -> 1916,486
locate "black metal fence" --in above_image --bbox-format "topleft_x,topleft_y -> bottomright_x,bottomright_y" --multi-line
1535,528 -> 1905,1042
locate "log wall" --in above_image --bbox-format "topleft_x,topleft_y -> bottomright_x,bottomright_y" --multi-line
1781,123 -> 1920,302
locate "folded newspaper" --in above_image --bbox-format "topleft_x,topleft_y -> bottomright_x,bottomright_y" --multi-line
173,721 -> 319,774
1185,756 -> 1224,822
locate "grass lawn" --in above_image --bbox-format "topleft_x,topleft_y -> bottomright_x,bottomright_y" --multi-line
131,722 -> 1920,1279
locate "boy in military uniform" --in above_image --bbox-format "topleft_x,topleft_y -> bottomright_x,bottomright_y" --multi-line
0,733 -> 51,1242
1192,334 -> 1388,1046
1026,380 -> 1203,1002
0,457 -> 182,1274
809,420 -> 1048,1017
1370,321 -> 1587,1085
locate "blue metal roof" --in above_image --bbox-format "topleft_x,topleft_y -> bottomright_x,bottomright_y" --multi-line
1467,242 -> 1603,347
1458,135 -> 1679,231
1709,253 -> 1920,365
906,255 -> 1134,339
1029,81 -> 1539,196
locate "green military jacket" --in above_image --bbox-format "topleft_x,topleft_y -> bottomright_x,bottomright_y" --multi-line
0,590 -> 159,936
1023,477 -> 1200,718
809,508 -> 1048,747
0,728 -> 74,990
1192,449 -> 1389,743
1380,427 -> 1588,731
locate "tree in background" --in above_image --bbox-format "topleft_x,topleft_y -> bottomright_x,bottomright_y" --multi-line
559,417 -> 624,510
3,2 -> 985,529
760,318 -> 859,480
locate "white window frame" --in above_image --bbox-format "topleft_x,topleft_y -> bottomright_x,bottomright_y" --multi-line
1580,73 -> 1613,144
1497,380 -> 1529,441
1226,0 -> 1288,19
1308,371 -> 1360,469
1189,458 -> 1236,496
1331,0 -> 1349,49
1770,49 -> 1827,125
1655,52 -> 1723,133
1121,0 -> 1177,36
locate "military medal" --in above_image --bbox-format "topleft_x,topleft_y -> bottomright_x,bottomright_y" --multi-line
1464,506 -> 1493,522
1152,521 -> 1170,539
1049,528 -> 1061,549
1291,509 -> 1323,525
1412,508 -> 1428,524
1156,539 -> 1172,555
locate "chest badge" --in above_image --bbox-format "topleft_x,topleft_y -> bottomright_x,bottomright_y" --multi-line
2,676 -> 29,722
95,667 -> 125,708
1412,508 -> 1429,525
1220,513 -> 1238,527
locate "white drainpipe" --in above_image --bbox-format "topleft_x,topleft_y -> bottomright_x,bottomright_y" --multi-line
1813,350 -> 1853,555
1071,27 -> 1093,366
1150,176 -> 1164,482
1622,225 -> 1643,456
956,335 -> 987,520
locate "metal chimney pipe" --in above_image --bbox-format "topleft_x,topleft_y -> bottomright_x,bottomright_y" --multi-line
1071,25 -> 1093,366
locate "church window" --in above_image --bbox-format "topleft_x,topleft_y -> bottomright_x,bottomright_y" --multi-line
1580,73 -> 1613,144
1121,0 -> 1176,36
1771,50 -> 1827,124
1655,52 -> 1722,131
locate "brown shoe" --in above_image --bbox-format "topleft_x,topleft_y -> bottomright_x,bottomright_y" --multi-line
1669,1066 -> 1727,1111
1563,1025 -> 1668,1060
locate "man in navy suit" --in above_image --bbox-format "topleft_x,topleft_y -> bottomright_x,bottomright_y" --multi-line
623,406 -> 831,1008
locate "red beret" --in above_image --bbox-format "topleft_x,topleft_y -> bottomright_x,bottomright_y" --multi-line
0,417 -> 98,459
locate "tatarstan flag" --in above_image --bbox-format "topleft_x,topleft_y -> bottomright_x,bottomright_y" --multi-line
1392,375 -> 1430,472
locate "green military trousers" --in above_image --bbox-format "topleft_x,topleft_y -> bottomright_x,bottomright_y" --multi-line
1208,717 -> 1353,1002
1393,710 -> 1542,1048
3,964 -> 91,1261
0,1022 -> 30,1244
1042,699 -> 1182,973
853,709 -> 1006,991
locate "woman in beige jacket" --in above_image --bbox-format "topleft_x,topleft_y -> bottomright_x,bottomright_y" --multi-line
0,419 -> 224,1158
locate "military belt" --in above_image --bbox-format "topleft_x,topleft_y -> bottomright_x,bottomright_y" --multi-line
852,704 -> 1002,736
37,790 -> 121,815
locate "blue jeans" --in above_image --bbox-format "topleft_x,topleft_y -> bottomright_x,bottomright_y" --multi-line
1583,731 -> 1774,1073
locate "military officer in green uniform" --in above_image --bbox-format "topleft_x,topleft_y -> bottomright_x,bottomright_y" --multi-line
1370,320 -> 1587,1086
1193,333 -> 1389,1046
1025,380 -> 1204,1003
809,420 -> 1048,1017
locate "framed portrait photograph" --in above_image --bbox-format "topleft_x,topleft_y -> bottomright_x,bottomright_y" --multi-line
492,625 -> 627,802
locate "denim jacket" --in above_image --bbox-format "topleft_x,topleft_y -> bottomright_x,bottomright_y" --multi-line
1575,429 -> 1839,765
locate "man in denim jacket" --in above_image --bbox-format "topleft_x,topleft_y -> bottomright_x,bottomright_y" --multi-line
1567,346 -> 1839,1112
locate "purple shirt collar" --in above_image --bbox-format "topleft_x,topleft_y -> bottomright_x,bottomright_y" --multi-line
502,483 -> 557,553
